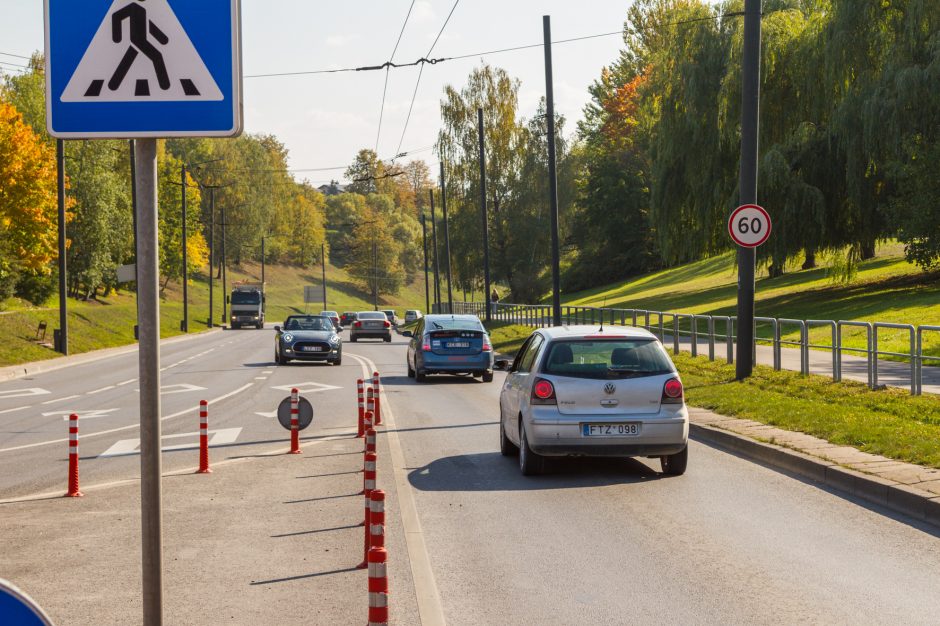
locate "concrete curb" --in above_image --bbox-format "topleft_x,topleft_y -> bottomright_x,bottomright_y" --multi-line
0,327 -> 224,382
690,422 -> 940,529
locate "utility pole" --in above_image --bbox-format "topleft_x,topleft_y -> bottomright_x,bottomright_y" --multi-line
543,15 -> 562,327
208,189 -> 214,329
421,213 -> 430,315
321,242 -> 327,310
736,0 -> 762,380
56,139 -> 68,355
180,164 -> 188,332
261,235 -> 266,290
221,205 -> 227,325
478,108 -> 491,324
372,235 -> 378,311
429,189 -> 441,312
440,161 -> 453,314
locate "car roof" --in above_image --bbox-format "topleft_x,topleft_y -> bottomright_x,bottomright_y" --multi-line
534,325 -> 658,341
286,314 -> 329,320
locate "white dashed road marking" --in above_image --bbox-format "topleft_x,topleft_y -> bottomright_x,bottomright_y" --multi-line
0,406 -> 30,415
116,378 -> 137,386
41,394 -> 80,405
87,385 -> 116,395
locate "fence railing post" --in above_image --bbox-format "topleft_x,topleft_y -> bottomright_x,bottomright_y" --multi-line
708,316 -> 715,361
673,314 -> 680,355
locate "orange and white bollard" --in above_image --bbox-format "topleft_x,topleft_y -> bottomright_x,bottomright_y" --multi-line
364,428 -> 376,461
369,489 -> 385,549
288,388 -> 301,454
65,413 -> 82,497
197,400 -> 211,474
359,447 -> 376,496
366,387 -> 375,428
357,379 -> 365,437
367,546 -> 389,626
357,452 -> 377,567
372,372 -> 382,425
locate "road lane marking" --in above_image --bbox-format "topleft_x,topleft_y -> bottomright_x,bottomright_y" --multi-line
133,383 -> 207,395
0,388 -> 51,399
0,405 -> 30,415
99,427 -> 242,458
255,411 -> 277,418
271,382 -> 342,394
0,383 -> 254,454
41,409 -> 119,421
40,395 -> 80,405
87,385 -> 116,395
348,351 -> 445,626
116,378 -> 137,386
262,370 -> 274,375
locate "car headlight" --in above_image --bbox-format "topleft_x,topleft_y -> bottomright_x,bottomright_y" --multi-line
283,333 -> 294,343
329,334 -> 340,344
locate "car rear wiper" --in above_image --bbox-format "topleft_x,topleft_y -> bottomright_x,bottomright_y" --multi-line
431,322 -> 444,329
606,368 -> 668,378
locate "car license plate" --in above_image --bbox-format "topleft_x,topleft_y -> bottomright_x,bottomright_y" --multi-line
448,342 -> 470,348
301,346 -> 324,352
582,423 -> 641,437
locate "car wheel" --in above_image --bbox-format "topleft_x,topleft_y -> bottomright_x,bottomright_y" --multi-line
407,359 -> 415,378
384,335 -> 392,343
415,369 -> 426,383
660,445 -> 688,476
232,322 -> 240,330
350,336 -> 358,343
332,356 -> 342,366
482,371 -> 494,383
519,421 -> 544,476
256,323 -> 263,329
499,416 -> 518,457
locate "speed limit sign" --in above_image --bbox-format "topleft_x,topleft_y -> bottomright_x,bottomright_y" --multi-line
729,204 -> 771,247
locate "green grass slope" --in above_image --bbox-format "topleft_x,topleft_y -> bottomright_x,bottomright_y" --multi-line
0,262 -> 426,367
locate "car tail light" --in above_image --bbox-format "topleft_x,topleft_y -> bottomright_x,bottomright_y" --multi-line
482,337 -> 492,352
354,321 -> 362,328
384,320 -> 391,328
422,337 -> 432,352
531,378 -> 556,405
662,378 -> 683,404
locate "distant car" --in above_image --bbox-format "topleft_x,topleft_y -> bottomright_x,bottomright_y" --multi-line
340,312 -> 358,326
274,315 -> 342,365
382,309 -> 400,326
320,311 -> 341,330
497,326 -> 688,476
404,309 -> 422,324
404,314 -> 494,383
350,311 -> 392,343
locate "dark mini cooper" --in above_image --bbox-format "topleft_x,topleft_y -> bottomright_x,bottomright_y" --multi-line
274,315 -> 343,365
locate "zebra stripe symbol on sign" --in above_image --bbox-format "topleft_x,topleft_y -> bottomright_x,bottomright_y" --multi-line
60,0 -> 223,103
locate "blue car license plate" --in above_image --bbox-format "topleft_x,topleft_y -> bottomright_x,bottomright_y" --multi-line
582,423 -> 641,437
448,342 -> 470,348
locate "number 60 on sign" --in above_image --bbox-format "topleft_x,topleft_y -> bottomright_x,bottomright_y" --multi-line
728,204 -> 771,248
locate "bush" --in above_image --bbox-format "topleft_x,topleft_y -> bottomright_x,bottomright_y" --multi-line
15,269 -> 56,305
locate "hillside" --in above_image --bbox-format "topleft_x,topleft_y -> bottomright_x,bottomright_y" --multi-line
0,262 -> 426,367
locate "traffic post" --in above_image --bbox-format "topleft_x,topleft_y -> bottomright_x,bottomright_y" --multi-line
365,428 -> 377,463
357,452 -> 377,568
66,413 -> 82,497
369,489 -> 386,550
289,388 -> 301,454
372,371 -> 382,426
357,379 -> 365,437
196,400 -> 211,474
45,1 -> 243,622
367,388 -> 375,428
367,547 -> 389,626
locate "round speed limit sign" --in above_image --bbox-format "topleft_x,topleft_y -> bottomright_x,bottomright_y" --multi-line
729,204 -> 771,248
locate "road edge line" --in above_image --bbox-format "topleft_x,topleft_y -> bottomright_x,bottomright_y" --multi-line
348,351 -> 446,626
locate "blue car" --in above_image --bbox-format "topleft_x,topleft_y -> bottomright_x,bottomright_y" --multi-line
405,315 -> 495,382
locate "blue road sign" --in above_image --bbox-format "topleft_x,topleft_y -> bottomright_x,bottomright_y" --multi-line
0,579 -> 55,626
44,0 -> 242,138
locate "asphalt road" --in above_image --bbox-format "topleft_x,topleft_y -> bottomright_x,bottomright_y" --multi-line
3,329 -> 940,623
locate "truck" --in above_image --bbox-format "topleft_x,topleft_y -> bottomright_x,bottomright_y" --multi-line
229,283 -> 265,329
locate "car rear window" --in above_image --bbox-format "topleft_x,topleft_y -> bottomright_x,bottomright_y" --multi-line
358,312 -> 386,320
425,318 -> 484,332
542,339 -> 675,379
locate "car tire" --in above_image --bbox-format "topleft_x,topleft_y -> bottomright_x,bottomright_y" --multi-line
350,336 -> 358,343
232,322 -> 240,330
384,335 -> 392,343
482,371 -> 494,383
499,416 -> 518,457
256,323 -> 263,329
407,359 -> 415,378
519,422 -> 544,476
660,445 -> 688,476
415,369 -> 426,383
332,356 -> 342,366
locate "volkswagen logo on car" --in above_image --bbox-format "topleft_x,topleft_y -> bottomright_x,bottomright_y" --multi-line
604,382 -> 616,395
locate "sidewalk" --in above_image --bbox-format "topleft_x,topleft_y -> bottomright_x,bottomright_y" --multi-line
690,407 -> 940,528
0,431 -> 418,625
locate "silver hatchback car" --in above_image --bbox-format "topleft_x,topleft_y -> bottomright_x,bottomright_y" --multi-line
497,326 -> 689,476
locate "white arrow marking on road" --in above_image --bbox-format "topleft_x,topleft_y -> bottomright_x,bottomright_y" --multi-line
0,388 -> 51,400
98,427 -> 242,458
255,411 -> 277,418
271,382 -> 343,394
134,383 -> 207,395
41,409 -> 119,421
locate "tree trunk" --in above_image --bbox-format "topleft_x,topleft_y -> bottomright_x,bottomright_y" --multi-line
860,241 -> 876,260
801,249 -> 816,270
768,263 -> 784,279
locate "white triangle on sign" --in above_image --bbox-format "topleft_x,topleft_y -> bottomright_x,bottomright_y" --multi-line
61,0 -> 223,103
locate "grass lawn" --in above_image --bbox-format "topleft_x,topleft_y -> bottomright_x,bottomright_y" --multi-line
554,242 -> 940,363
0,261 -> 426,368
487,323 -> 940,468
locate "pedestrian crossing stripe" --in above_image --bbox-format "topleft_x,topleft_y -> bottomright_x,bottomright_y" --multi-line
61,0 -> 223,103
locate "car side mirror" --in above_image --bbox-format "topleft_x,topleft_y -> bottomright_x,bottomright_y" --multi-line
274,325 -> 281,332
402,330 -> 413,338
494,359 -> 511,371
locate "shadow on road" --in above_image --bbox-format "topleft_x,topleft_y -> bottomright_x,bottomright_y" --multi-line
249,566 -> 359,586
381,374 -> 488,386
407,452 -> 662,492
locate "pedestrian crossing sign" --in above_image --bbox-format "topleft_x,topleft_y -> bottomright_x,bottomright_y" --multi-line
45,0 -> 242,138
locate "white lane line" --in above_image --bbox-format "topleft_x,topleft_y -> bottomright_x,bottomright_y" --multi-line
0,383 -> 254,454
87,385 -> 116,395
348,351 -> 445,626
0,405 -> 30,415
254,377 -> 268,380
40,394 -> 80,405
262,370 -> 273,375
116,379 -> 137,387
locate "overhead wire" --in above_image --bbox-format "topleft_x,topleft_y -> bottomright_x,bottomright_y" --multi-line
375,0 -> 417,153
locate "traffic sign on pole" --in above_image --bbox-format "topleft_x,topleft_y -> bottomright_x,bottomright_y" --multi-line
45,0 -> 243,138
0,579 -> 55,626
729,204 -> 771,248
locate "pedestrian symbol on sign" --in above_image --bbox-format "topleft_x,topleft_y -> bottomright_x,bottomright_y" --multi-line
60,0 -> 223,103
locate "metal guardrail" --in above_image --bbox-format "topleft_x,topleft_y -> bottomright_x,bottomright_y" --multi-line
453,301 -> 932,396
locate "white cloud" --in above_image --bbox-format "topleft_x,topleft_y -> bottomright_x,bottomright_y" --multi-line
412,1 -> 436,23
326,34 -> 358,47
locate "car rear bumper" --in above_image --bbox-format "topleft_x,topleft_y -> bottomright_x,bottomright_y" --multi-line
527,415 -> 688,457
419,352 -> 493,374
351,331 -> 391,339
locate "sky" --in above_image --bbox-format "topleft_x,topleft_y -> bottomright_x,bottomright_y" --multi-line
0,0 -> 635,185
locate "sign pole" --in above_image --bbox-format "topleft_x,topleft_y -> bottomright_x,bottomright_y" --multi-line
429,190 -> 441,312
440,161 -> 453,314
543,15 -> 562,327
56,139 -> 69,355
421,214 -> 430,315
135,138 -> 164,626
478,107 -> 491,324
736,0 -> 762,380
321,242 -> 327,310
181,165 -> 189,332
208,189 -> 214,328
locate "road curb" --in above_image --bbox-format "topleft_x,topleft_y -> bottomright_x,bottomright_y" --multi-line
0,327 -> 223,382
690,422 -> 940,528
